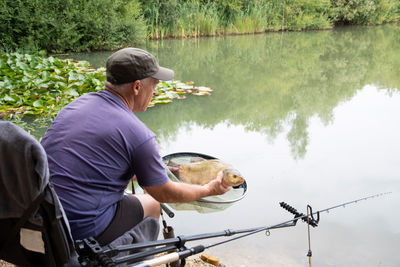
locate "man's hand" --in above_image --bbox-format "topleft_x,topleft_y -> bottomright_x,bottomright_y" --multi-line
145,170 -> 231,203
204,170 -> 231,196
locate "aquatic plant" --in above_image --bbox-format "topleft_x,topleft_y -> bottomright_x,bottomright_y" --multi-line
0,53 -> 105,118
0,52 -> 212,123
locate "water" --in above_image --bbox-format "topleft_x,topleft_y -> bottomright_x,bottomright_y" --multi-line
63,25 -> 400,266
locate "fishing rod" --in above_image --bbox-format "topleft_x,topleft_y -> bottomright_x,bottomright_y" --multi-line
76,192 -> 391,267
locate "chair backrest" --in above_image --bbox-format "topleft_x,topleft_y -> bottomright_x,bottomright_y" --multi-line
0,121 -> 75,266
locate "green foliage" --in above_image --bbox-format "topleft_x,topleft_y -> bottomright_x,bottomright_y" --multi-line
330,0 -> 400,25
138,0 -> 180,38
0,0 -> 146,53
1,0 -> 399,53
177,1 -> 220,37
229,0 -> 268,34
141,0 -> 400,38
216,0 -> 243,25
263,0 -> 332,31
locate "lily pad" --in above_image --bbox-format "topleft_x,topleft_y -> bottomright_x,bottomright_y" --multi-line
1,53 -> 213,136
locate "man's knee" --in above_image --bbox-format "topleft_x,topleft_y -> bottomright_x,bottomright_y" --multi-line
135,194 -> 161,219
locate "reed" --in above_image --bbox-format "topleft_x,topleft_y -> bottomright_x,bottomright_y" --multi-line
140,0 -> 399,39
139,0 -> 336,38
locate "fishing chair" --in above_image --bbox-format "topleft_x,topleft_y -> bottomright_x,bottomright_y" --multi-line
0,121 -> 76,266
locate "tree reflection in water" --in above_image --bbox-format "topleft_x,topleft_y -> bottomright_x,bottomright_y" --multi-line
138,24 -> 400,159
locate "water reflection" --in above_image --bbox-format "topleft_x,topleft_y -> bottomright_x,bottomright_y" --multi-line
134,24 -> 400,159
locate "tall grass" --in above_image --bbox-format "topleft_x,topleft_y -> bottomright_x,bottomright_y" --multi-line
140,0 -> 399,40
177,1 -> 220,37
229,1 -> 268,34
141,1 -> 221,38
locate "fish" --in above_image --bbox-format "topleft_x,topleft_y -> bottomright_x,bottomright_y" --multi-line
168,158 -> 245,187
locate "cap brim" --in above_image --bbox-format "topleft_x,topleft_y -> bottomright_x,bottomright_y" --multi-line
152,66 -> 174,81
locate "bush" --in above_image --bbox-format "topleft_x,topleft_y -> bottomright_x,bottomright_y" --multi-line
330,0 -> 400,25
0,0 -> 146,53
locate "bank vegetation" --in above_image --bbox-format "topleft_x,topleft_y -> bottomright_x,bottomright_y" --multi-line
1,0 -> 399,53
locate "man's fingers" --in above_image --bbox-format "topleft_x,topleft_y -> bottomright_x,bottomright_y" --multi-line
168,166 -> 179,172
216,170 -> 224,181
215,171 -> 231,193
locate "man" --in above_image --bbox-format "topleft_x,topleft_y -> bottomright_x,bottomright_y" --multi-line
41,48 -> 230,245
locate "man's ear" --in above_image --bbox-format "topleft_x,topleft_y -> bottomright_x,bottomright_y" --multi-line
132,80 -> 141,95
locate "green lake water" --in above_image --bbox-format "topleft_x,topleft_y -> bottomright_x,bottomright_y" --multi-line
63,24 -> 400,266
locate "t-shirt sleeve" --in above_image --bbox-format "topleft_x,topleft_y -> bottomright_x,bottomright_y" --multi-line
133,137 -> 169,187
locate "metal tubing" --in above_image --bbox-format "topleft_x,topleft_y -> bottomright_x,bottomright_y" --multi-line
161,203 -> 175,218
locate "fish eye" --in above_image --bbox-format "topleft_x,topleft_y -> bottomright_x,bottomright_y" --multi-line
233,175 -> 237,178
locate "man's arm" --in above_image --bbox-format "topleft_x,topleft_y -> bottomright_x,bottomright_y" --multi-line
144,171 -> 231,203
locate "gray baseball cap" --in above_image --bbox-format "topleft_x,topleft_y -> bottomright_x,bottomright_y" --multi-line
106,47 -> 174,85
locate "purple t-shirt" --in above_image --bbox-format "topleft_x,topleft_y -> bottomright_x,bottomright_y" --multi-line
41,90 -> 169,240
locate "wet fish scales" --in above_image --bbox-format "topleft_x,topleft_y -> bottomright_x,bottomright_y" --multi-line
178,159 -> 244,187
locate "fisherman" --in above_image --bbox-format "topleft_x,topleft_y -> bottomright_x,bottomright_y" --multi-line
41,47 -> 231,245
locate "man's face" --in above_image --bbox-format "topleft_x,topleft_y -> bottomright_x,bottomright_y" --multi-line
134,77 -> 159,112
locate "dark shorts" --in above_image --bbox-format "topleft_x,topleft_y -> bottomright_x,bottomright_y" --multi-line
95,195 -> 144,246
